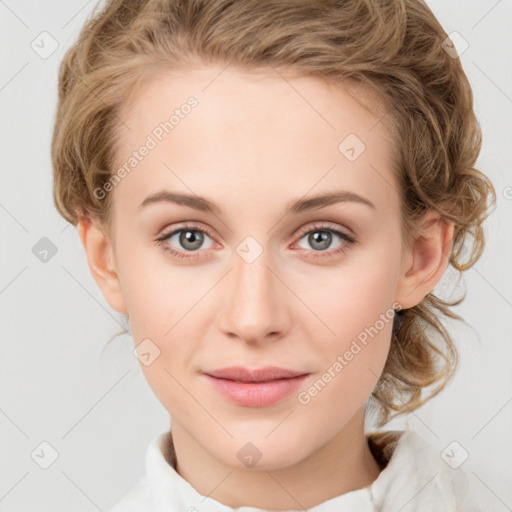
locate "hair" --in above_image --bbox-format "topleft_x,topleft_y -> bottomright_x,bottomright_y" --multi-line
52,0 -> 496,428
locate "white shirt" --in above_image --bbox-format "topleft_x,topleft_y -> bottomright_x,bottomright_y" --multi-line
108,429 -> 482,511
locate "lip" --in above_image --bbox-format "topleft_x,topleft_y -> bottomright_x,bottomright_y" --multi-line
205,366 -> 308,382
203,366 -> 310,407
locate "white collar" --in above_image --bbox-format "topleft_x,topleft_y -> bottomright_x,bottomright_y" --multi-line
122,428 -> 477,511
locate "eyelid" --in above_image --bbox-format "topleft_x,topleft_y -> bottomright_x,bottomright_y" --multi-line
293,221 -> 355,242
157,220 -> 354,244
156,221 -> 217,242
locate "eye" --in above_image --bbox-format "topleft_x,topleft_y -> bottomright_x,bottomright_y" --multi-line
292,223 -> 356,259
155,223 -> 215,260
155,221 -> 356,261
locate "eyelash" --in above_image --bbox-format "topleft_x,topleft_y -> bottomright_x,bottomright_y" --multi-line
155,222 -> 357,261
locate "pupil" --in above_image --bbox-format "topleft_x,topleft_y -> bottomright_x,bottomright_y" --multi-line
181,230 -> 203,250
310,230 -> 330,250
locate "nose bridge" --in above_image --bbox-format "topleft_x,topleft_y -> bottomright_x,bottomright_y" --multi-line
233,243 -> 273,300
231,238 -> 277,311
218,236 -> 288,341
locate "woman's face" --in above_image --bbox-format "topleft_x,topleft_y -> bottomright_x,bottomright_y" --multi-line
83,64 -> 432,470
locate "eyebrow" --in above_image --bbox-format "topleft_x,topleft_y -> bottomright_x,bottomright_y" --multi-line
138,189 -> 376,214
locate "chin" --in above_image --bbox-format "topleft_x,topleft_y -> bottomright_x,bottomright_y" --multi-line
209,429 -> 313,471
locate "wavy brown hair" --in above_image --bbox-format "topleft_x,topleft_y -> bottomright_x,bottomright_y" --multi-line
51,0 -> 496,427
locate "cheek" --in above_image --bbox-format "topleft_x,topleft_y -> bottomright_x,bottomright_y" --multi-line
297,302 -> 393,421
296,254 -> 398,341
122,260 -> 200,415
115,241 -> 203,385
115,239 -> 199,338
293,249 -> 397,395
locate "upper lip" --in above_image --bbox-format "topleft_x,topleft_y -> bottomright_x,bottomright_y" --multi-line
204,366 -> 309,382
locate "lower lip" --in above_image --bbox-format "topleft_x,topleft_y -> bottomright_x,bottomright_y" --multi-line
204,374 -> 309,407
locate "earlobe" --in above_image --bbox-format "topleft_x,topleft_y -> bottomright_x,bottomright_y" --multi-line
395,211 -> 454,310
77,216 -> 128,315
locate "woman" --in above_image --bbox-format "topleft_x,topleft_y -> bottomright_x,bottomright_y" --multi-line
51,0 -> 495,510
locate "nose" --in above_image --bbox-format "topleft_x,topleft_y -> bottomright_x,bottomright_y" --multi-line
217,244 -> 292,345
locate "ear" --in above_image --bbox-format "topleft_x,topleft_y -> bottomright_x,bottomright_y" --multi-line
77,216 -> 127,315
395,210 -> 454,310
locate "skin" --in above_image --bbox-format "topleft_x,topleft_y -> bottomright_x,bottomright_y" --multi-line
78,64 -> 454,510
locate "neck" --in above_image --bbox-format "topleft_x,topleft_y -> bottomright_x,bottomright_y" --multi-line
169,408 -> 383,510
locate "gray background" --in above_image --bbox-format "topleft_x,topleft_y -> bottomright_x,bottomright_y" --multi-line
1,0 -> 511,510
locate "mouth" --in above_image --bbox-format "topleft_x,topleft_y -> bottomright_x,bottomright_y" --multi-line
203,366 -> 311,407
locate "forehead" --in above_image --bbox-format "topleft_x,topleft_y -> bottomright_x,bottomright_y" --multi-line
112,64 -> 398,216
118,64 -> 390,139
